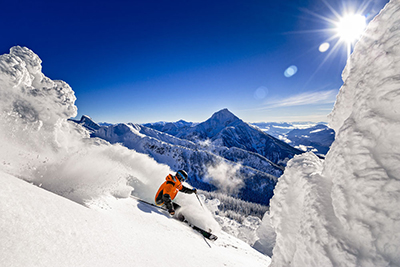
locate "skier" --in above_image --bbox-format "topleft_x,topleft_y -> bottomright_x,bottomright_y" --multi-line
155,170 -> 197,215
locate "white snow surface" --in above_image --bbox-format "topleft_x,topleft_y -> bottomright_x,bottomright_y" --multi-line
0,173 -> 269,267
269,1 -> 400,266
0,46 -> 270,266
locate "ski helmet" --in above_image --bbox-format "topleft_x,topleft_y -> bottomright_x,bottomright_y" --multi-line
176,170 -> 188,182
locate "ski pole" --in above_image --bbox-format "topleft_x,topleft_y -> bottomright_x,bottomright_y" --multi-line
195,191 -> 205,209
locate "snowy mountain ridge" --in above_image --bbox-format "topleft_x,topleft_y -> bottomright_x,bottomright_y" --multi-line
145,115 -> 334,157
176,108 -> 242,139
71,108 -> 305,205
143,119 -> 196,135
252,122 -> 335,155
72,114 -> 284,205
284,124 -> 334,155
71,108 -> 335,205
145,108 -> 302,164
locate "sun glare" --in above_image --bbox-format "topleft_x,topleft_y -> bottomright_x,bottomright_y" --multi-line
335,14 -> 367,43
295,1 -> 376,84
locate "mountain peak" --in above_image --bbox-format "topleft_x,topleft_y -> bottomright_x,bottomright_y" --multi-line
213,108 -> 235,116
208,108 -> 240,126
69,115 -> 100,131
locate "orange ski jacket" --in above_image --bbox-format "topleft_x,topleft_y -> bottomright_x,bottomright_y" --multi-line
155,174 -> 193,205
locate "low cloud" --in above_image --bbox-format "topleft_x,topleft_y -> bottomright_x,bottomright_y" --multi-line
205,160 -> 244,195
265,90 -> 338,108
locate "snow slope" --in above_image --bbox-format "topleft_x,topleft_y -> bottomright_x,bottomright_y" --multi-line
0,172 -> 270,267
0,46 -> 270,266
268,1 -> 400,266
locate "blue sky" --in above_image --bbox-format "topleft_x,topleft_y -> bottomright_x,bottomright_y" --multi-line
0,0 -> 390,123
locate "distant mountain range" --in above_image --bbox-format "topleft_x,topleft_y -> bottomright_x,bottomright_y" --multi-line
70,109 -> 334,205
144,109 -> 302,164
252,122 -> 335,156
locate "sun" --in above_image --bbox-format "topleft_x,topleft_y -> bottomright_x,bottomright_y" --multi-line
335,14 -> 367,44
301,2 -> 371,58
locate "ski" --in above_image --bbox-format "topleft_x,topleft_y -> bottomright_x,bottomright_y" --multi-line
130,195 -> 218,241
184,220 -> 218,241
130,195 -> 168,211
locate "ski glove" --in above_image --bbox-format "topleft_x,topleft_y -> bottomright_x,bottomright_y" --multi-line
181,185 -> 195,194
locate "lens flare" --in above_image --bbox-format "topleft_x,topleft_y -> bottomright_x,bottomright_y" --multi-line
319,42 -> 330,52
284,65 -> 298,78
254,86 -> 268,100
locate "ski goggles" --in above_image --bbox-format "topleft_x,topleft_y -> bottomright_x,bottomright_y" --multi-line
176,172 -> 187,182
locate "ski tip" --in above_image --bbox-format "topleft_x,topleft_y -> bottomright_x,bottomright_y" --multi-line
209,235 -> 218,241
